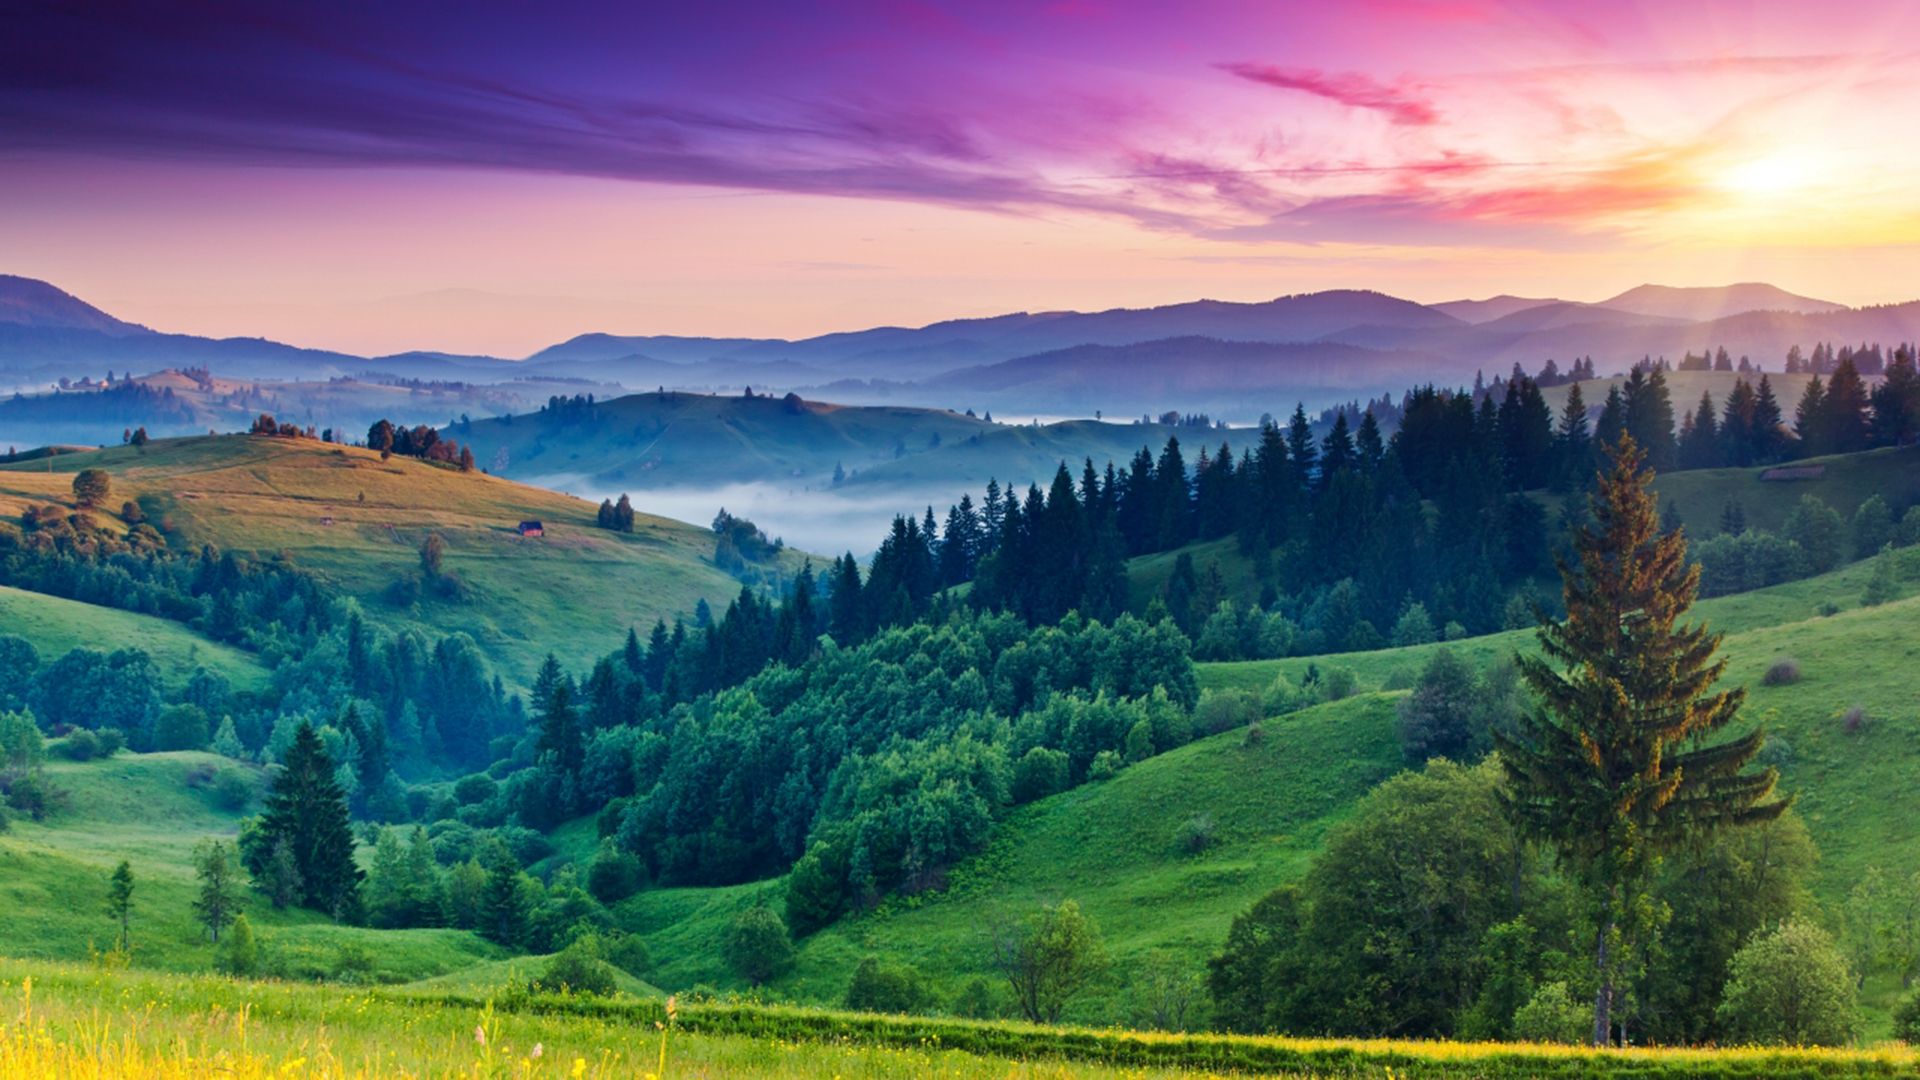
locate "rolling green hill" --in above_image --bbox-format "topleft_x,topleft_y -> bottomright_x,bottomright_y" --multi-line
0,434 -> 809,680
455,391 -> 995,490
0,584 -> 269,692
0,751 -> 503,982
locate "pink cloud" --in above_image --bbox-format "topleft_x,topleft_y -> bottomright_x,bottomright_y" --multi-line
1217,62 -> 1440,126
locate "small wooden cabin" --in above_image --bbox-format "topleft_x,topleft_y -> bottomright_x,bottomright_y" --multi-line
517,520 -> 545,538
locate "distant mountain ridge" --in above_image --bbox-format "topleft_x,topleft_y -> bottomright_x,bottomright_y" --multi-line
0,275 -> 151,336
5,273 -> 1914,432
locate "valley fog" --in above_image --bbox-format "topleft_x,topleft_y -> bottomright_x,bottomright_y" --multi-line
522,475 -> 978,557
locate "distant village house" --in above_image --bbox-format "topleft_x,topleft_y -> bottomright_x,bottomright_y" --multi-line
517,520 -> 544,537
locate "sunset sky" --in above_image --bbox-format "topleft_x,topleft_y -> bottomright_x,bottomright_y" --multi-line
4,1 -> 1918,356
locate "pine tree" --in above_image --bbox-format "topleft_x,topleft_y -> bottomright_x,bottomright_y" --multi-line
1753,375 -> 1786,461
479,857 -> 530,947
1795,375 -> 1827,456
1822,359 -> 1871,453
253,722 -> 363,919
192,839 -> 244,943
1497,435 -> 1788,1045
106,859 -> 135,951
1553,382 -> 1592,491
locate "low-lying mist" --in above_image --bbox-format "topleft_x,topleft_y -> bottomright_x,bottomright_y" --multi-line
523,475 -> 978,558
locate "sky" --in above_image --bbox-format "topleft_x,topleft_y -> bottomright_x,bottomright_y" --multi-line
4,0 -> 1919,357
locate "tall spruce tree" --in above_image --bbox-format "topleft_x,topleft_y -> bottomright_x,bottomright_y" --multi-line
1497,435 -> 1788,1045
254,721 -> 363,919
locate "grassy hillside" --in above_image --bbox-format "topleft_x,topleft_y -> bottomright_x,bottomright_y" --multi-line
0,584 -> 269,692
615,693 -> 1403,1020
0,434 -> 807,680
1200,549 -> 1920,901
0,752 -> 502,982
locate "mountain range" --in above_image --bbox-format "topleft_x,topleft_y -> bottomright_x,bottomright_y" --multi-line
1,275 -> 1908,427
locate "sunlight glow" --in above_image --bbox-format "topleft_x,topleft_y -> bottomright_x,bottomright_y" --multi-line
1714,153 -> 1818,199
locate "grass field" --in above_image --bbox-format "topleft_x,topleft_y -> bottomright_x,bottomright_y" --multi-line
0,434 -> 810,681
4,960 -> 1916,1078
0,751 -> 503,984
0,583 -> 270,692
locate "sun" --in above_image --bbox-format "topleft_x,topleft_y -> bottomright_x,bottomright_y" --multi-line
1714,153 -> 1817,198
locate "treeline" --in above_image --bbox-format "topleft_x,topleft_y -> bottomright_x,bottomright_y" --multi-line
366,418 -> 476,471
498,609 -> 1196,933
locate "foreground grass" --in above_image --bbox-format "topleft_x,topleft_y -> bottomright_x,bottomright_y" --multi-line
3,960 -> 1916,1079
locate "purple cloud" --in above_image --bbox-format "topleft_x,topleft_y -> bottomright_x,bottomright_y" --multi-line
1217,62 -> 1440,125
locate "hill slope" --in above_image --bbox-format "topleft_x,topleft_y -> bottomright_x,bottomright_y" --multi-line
0,584 -> 270,692
0,434 -> 806,680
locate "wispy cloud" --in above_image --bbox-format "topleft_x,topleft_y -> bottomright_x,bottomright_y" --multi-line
1216,62 -> 1440,125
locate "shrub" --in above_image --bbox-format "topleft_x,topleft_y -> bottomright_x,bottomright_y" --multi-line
216,914 -> 258,976
1011,747 -> 1069,804
1086,749 -> 1121,782
0,710 -> 44,769
532,933 -> 620,997
1761,658 -> 1801,686
602,930 -> 653,979
1862,545 -> 1900,606
586,842 -> 645,904
951,976 -> 1000,1019
210,767 -> 255,812
1841,705 -> 1870,735
331,941 -> 378,984
844,956 -> 929,1014
1893,987 -> 1920,1043
1122,718 -> 1154,764
1717,918 -> 1858,1047
453,773 -> 498,805
1320,667 -> 1358,702
1,769 -> 70,821
153,703 -> 211,751
724,905 -> 794,986
1512,981 -> 1589,1044
1241,721 -> 1264,748
1193,688 -> 1262,734
1178,812 -> 1217,854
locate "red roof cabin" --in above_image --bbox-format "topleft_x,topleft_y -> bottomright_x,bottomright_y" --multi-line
517,520 -> 544,538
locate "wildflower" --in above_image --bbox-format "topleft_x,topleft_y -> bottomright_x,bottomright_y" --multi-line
531,1042 -> 543,1058
572,1058 -> 587,1078
475,1025 -> 487,1046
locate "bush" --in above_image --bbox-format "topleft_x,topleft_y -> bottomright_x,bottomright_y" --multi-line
1,769 -> 70,820
1178,812 -> 1217,855
951,976 -> 1001,1019
0,710 -> 44,769
216,913 -> 258,976
1011,747 -> 1069,804
210,767 -> 255,812
724,905 -> 794,986
1761,658 -> 1801,686
844,956 -> 929,1014
532,933 -> 620,997
1241,722 -> 1264,748
1193,688 -> 1262,734
1716,918 -> 1859,1047
1512,981 -> 1589,1044
331,941 -> 377,985
602,930 -> 653,979
152,703 -> 210,751
453,773 -> 498,805
1086,749 -> 1121,782
587,843 -> 646,904
1841,705 -> 1870,735
1893,987 -> 1920,1043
